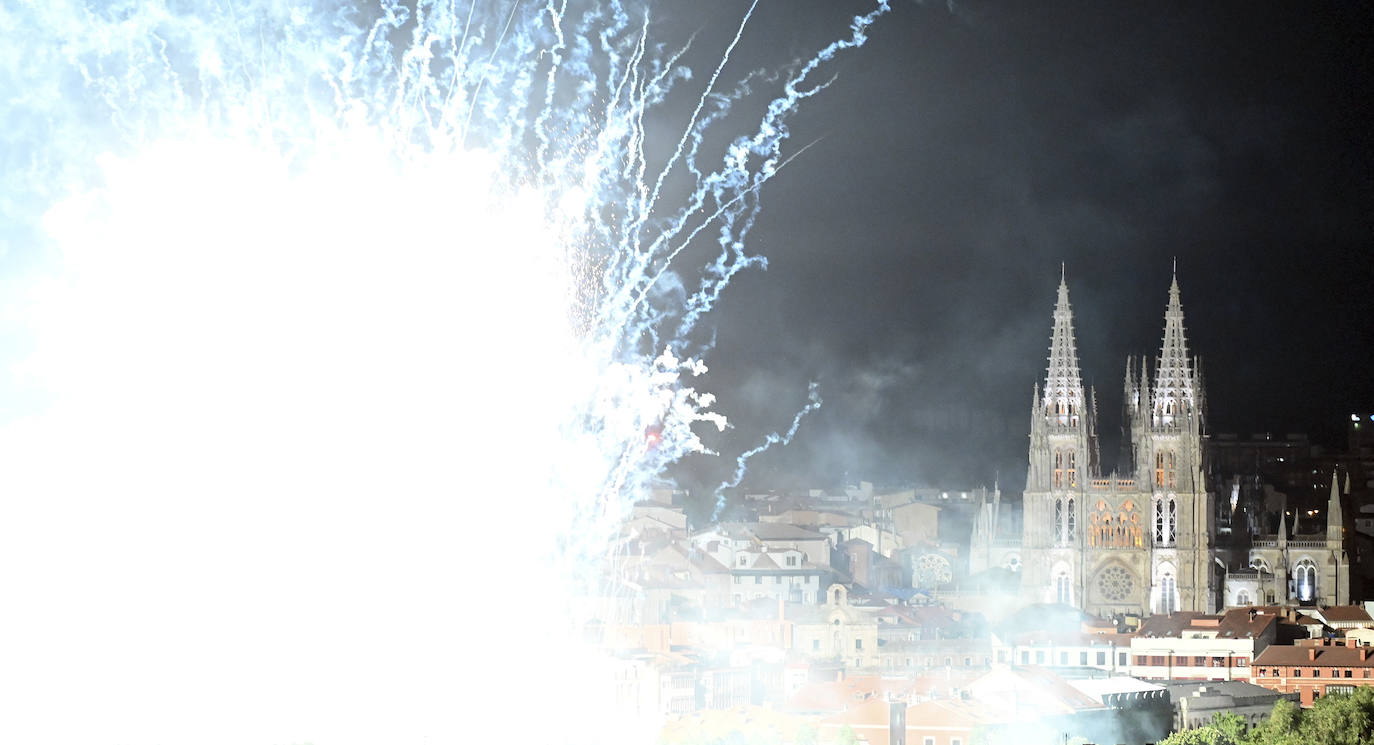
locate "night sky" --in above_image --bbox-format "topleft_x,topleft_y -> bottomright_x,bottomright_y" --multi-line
665,0 -> 1374,498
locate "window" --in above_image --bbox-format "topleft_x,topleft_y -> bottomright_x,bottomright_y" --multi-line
1035,651 -> 1045,665
812,640 -> 819,651
1295,669 -> 1302,677
1155,451 -> 1176,488
1237,590 -> 1251,605
1055,570 -> 1072,605
754,576 -> 762,584
952,739 -> 962,745
855,639 -> 863,650
1060,652 -> 1068,665
1294,559 -> 1318,603
1054,451 -> 1064,488
1097,652 -> 1107,666
1020,652 -> 1029,665
786,555 -> 797,567
1119,652 -> 1127,666
1080,652 -> 1089,665
1154,495 -> 1177,546
738,556 -> 747,566
923,738 -> 935,745
1159,573 -> 1178,614
1345,669 -> 1353,678
964,657 -> 971,666
1067,450 -> 1077,487
1067,498 -> 1076,542
1055,497 -> 1065,542
1236,657 -> 1249,667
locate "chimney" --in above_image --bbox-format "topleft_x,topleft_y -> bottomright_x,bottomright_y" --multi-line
1362,648 -> 1370,662
1309,648 -> 1318,661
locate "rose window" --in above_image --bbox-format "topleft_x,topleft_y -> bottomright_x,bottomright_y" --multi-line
1097,566 -> 1134,602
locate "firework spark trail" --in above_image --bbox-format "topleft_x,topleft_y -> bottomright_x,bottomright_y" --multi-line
713,381 -> 824,520
0,2 -> 888,743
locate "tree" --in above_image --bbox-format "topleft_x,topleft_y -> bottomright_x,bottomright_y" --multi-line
1163,688 -> 1374,745
1295,686 -> 1374,745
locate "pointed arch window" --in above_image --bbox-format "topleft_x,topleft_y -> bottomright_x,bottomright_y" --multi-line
1154,495 -> 1176,547
1055,570 -> 1072,605
1158,572 -> 1178,614
1054,498 -> 1065,546
1054,451 -> 1064,488
1067,451 -> 1077,487
1066,498 -> 1076,543
1155,451 -> 1177,488
1293,559 -> 1318,603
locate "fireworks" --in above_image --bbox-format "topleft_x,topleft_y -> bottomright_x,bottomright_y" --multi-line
0,2 -> 887,742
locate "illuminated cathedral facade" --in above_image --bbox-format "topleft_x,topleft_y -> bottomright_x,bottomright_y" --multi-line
969,269 -> 1350,616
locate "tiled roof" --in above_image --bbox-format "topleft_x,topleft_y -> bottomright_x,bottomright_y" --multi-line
750,522 -> 828,540
1320,606 -> 1374,623
1253,645 -> 1374,667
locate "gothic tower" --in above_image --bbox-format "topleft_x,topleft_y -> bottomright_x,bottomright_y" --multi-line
1126,270 -> 1217,612
1021,270 -> 1100,606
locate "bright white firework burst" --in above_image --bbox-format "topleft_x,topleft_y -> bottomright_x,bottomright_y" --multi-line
0,1 -> 888,743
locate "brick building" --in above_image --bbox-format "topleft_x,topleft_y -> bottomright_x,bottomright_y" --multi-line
1252,638 -> 1374,706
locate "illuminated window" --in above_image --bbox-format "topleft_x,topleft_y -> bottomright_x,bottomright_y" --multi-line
1054,450 -> 1064,488
1067,450 -> 1077,487
1294,559 -> 1318,602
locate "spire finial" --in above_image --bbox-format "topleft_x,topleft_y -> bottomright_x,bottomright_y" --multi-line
1061,262 -> 1066,284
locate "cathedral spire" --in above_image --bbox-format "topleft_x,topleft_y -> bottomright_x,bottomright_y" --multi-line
1043,272 -> 1086,428
1328,470 -> 1345,544
1152,270 -> 1197,426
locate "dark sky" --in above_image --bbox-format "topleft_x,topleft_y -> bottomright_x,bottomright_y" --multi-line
664,0 -> 1374,498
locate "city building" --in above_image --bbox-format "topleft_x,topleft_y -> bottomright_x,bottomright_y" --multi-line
1252,637 -> 1374,706
1128,608 -> 1277,682
1162,680 -> 1299,730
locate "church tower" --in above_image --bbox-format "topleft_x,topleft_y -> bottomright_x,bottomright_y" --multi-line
1127,270 -> 1217,612
1021,270 -> 1100,606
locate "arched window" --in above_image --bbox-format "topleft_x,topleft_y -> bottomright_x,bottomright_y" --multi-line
1054,498 -> 1065,545
1293,559 -> 1318,603
1055,567 -> 1072,605
1160,574 -> 1177,614
1066,498 -> 1076,543
1236,590 -> 1251,605
1153,494 -> 1176,547
1249,557 -> 1269,573
1067,451 -> 1077,487
1054,450 -> 1064,488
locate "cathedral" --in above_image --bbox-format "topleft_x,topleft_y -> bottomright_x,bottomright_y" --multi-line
969,269 -> 1350,616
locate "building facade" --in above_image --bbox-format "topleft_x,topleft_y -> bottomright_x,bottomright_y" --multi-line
972,270 -> 1351,617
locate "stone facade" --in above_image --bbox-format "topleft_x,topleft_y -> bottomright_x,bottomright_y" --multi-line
972,270 -> 1351,617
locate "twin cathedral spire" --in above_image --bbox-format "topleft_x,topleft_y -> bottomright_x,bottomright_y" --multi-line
1029,266 -> 1205,489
